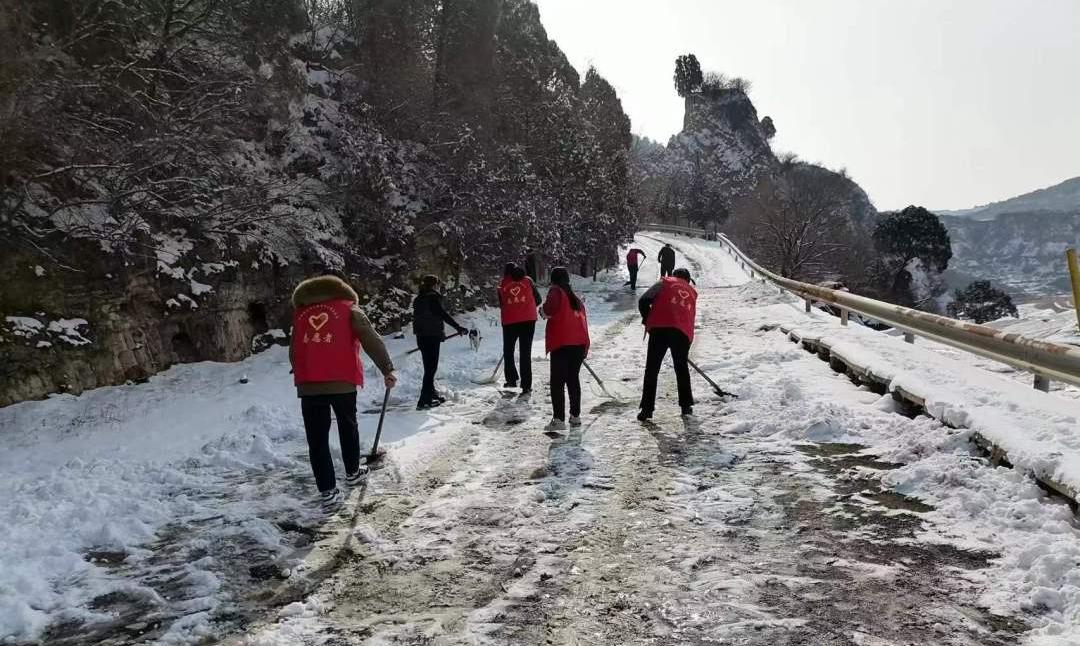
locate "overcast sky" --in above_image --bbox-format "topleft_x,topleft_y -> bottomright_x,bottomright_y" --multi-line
533,0 -> 1080,211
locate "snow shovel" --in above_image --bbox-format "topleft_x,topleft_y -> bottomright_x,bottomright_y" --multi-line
471,356 -> 504,385
583,360 -> 618,400
687,358 -> 738,399
366,387 -> 392,467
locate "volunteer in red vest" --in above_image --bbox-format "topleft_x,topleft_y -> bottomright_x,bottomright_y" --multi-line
541,267 -> 590,431
290,275 -> 397,512
498,263 -> 542,395
626,247 -> 646,289
637,267 -> 697,421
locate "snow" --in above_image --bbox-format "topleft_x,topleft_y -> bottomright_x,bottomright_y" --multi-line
5,232 -> 1080,644
33,265 -> 45,277
47,318 -> 91,346
0,267 -> 634,644
4,316 -> 44,337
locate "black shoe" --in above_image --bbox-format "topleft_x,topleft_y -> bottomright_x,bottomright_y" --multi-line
435,394 -> 447,404
345,466 -> 369,486
637,410 -> 652,422
519,389 -> 532,399
416,400 -> 442,410
504,380 -> 518,389
320,488 -> 342,512
681,406 -> 694,417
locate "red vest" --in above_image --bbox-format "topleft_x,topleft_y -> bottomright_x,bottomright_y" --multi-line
545,287 -> 590,354
626,249 -> 644,267
292,299 -> 364,386
500,277 -> 538,325
646,277 -> 697,343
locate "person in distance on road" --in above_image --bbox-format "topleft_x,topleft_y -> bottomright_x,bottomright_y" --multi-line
658,243 -> 676,278
498,264 -> 541,395
413,275 -> 468,410
290,275 -> 398,512
542,267 -> 590,431
637,267 -> 697,421
626,246 -> 646,289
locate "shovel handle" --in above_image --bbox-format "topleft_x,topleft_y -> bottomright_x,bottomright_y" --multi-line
369,387 -> 392,460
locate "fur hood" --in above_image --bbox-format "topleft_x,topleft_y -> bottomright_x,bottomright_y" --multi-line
291,275 -> 359,308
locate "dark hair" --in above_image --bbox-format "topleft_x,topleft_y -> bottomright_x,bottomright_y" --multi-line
549,267 -> 581,311
510,266 -> 527,281
420,274 -> 439,292
503,262 -> 516,277
673,268 -> 692,282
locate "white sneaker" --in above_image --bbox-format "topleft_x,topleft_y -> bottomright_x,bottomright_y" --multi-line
345,465 -> 369,486
568,415 -> 582,427
546,418 -> 567,431
320,488 -> 343,512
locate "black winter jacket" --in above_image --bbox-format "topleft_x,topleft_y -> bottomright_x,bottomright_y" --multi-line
658,246 -> 675,267
413,289 -> 464,339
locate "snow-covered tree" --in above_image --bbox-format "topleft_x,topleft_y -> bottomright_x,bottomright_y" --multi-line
947,281 -> 1018,323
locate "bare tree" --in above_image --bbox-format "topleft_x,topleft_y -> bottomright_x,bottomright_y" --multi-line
732,164 -> 857,281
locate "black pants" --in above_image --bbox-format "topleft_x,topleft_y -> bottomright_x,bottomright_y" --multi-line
628,264 -> 640,289
502,321 -> 536,390
301,392 -> 360,492
660,263 -> 674,278
640,328 -> 694,413
417,335 -> 442,404
550,345 -> 586,420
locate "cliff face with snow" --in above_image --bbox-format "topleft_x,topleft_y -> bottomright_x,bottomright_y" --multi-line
0,0 -> 635,407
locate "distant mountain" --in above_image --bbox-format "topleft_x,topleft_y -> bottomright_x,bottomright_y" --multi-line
937,176 -> 1080,221
937,176 -> 1080,298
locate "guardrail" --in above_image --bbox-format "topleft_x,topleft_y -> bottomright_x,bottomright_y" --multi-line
640,224 -> 1080,391
638,222 -> 718,240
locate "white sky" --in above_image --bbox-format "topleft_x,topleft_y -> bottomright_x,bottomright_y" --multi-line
533,0 -> 1080,210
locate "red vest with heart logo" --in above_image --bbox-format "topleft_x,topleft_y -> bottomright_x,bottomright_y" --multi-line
646,277 -> 697,343
292,299 -> 364,386
545,286 -> 590,354
499,277 -> 538,325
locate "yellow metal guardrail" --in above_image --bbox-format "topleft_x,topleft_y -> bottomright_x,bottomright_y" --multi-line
641,224 -> 1080,391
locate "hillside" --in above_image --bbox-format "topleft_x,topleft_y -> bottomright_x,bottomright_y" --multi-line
938,176 -> 1080,221
0,0 -> 635,407
937,176 -> 1080,297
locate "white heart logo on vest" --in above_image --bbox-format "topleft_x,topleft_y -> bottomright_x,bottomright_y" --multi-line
510,286 -> 521,296
309,312 -> 329,331
678,290 -> 690,300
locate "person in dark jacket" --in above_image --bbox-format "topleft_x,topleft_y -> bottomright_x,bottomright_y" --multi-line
290,275 -> 397,511
498,264 -> 542,394
658,243 -> 676,278
413,275 -> 468,409
637,268 -> 697,421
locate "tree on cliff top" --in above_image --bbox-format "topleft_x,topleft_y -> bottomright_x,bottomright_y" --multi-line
674,53 -> 703,97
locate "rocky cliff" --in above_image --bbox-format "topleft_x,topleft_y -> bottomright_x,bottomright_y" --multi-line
0,0 -> 634,407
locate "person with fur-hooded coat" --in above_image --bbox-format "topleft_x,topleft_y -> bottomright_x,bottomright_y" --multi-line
290,275 -> 397,511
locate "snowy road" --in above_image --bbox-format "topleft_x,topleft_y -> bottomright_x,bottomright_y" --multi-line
3,233 -> 1079,644
240,235 -> 1079,646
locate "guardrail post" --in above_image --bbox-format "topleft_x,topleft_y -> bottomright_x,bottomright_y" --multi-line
805,298 -> 812,313
1034,374 -> 1051,392
840,309 -> 849,326
904,332 -> 915,344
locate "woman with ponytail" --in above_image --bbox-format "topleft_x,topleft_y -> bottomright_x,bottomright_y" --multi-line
541,267 -> 590,431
